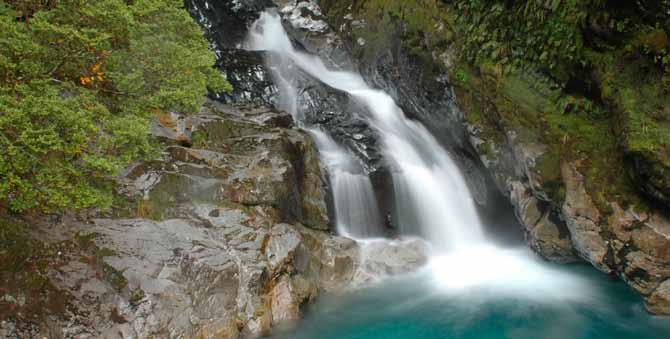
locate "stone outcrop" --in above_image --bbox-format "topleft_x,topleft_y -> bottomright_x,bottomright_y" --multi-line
508,180 -> 576,263
0,100 -> 427,338
560,162 -> 609,272
467,113 -> 670,313
463,87 -> 670,314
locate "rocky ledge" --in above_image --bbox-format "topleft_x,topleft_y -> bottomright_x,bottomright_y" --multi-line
0,101 -> 427,338
467,115 -> 670,315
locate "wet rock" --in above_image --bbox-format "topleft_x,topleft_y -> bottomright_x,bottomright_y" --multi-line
628,149 -> 670,209
186,0 -> 273,47
468,131 -> 670,313
509,181 -> 577,263
464,96 -> 670,313
647,279 -> 670,314
315,0 -> 670,315
561,162 -> 611,273
315,1 -> 493,206
187,0 -> 384,172
293,225 -> 360,291
123,100 -> 331,230
279,0 -> 329,33
9,93 -> 432,336
270,276 -> 301,325
353,238 -> 430,284
186,0 -> 278,106
195,318 -> 240,339
35,214 -> 322,337
466,123 -> 579,263
151,112 -> 193,146
267,224 -> 302,274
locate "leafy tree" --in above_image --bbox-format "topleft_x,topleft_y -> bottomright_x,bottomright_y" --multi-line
0,0 -> 231,213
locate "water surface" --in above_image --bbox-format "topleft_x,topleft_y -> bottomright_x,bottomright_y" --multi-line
274,254 -> 670,339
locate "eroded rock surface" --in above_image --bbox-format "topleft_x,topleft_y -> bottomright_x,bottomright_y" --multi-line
468,122 -> 670,313
0,101 -> 429,338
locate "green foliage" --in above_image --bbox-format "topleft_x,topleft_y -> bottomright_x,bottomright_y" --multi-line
454,68 -> 470,85
103,262 -> 128,291
453,0 -> 598,81
450,0 -> 670,85
0,0 -> 230,213
440,0 -> 670,211
0,218 -> 33,272
323,0 -> 670,210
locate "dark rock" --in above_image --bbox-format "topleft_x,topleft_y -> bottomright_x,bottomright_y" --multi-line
628,150 -> 670,209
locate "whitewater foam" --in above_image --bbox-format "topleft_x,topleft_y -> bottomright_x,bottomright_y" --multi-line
248,11 -> 483,251
247,11 -> 589,298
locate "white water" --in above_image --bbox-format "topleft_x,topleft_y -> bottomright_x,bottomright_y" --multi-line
247,11 -> 589,295
309,129 -> 383,238
248,11 -> 483,251
247,12 -> 385,238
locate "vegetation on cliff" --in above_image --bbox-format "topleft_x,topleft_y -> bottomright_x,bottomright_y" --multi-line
320,0 -> 670,214
0,0 -> 230,214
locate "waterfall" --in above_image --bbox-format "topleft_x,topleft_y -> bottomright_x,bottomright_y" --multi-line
245,10 -> 595,297
308,129 -> 383,238
248,11 -> 484,251
247,12 -> 384,238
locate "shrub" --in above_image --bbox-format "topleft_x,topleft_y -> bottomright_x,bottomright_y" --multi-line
0,0 -> 231,213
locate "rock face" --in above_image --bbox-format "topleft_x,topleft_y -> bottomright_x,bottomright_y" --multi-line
184,0 -> 404,227
0,101 -> 428,338
508,180 -> 576,263
463,85 -> 670,313
135,100 -> 330,230
315,0 -> 670,314
316,0 -> 496,209
185,0 -> 383,172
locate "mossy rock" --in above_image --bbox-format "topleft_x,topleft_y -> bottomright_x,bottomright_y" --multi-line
192,117 -> 268,145
102,262 -> 128,291
587,49 -> 670,208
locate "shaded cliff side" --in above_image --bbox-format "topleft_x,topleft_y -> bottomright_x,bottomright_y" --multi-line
317,0 -> 670,314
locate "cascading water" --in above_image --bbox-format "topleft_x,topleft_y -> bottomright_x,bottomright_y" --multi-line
247,10 -> 590,298
247,12 -> 386,239
308,129 -> 383,238
248,11 -> 483,251
236,10 -> 670,339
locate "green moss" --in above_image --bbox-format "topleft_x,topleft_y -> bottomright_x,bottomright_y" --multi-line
535,151 -> 565,202
476,141 -> 496,160
95,247 -> 118,259
454,68 -> 470,86
192,118 -> 266,147
130,288 -> 146,307
0,218 -> 34,272
0,216 -> 75,322
586,49 -> 670,205
326,0 -> 455,93
191,130 -> 206,146
455,59 -> 653,214
74,231 -> 99,250
103,262 -> 128,291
